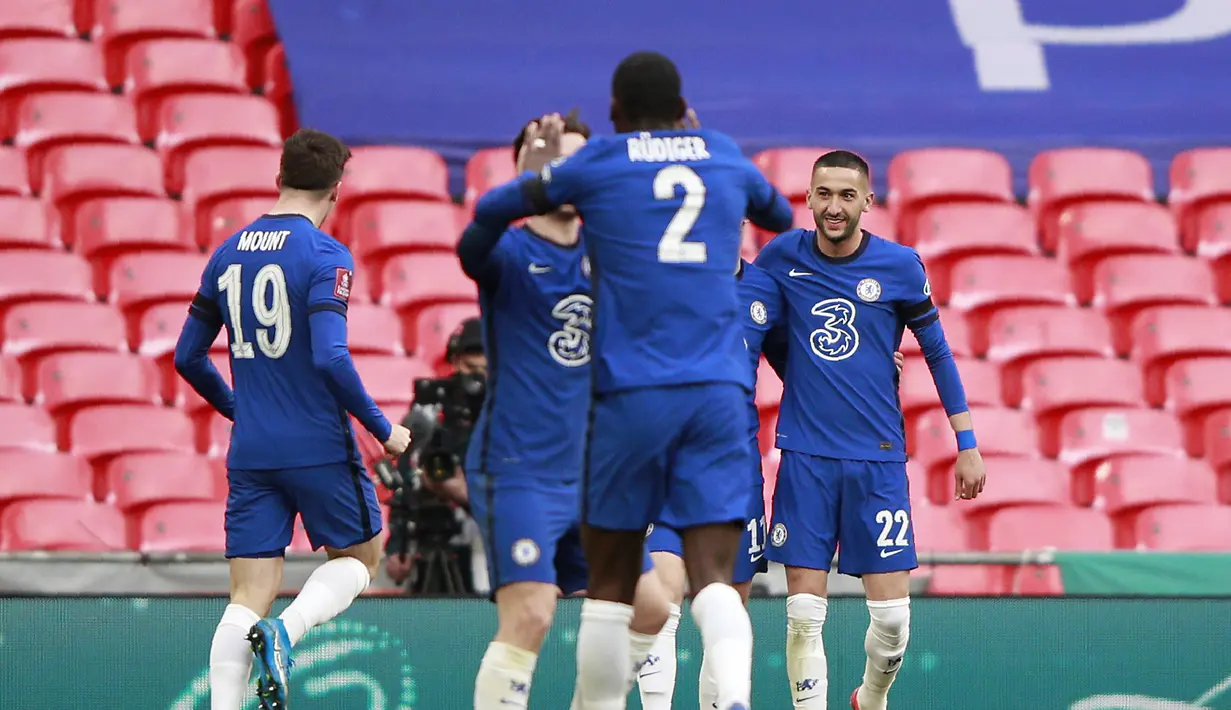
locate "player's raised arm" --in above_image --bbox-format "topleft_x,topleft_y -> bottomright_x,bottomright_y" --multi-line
743,160 -> 793,234
898,253 -> 986,500
174,259 -> 236,420
304,245 -> 395,444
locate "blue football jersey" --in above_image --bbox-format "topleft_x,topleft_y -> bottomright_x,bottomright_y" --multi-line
737,260 -> 786,473
197,214 -> 366,469
464,226 -> 591,478
754,229 -> 934,462
529,129 -> 791,394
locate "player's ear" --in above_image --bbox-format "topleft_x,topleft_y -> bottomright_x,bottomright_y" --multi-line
329,183 -> 341,203
609,98 -> 622,131
862,191 -> 875,213
673,97 -> 688,128
274,173 -> 281,190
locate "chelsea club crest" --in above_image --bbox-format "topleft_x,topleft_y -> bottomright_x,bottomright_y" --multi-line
856,278 -> 882,303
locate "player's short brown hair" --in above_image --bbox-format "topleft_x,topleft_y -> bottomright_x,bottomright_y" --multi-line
813,150 -> 870,179
510,109 -> 591,167
279,128 -> 352,192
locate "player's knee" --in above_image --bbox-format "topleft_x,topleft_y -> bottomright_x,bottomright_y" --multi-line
496,583 -> 558,649
630,574 -> 671,635
786,593 -> 828,637
866,598 -> 910,646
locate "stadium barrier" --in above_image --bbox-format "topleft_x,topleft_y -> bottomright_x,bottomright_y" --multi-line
1,596 -> 1227,709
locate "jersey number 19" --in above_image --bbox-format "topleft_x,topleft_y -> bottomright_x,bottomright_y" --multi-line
218,263 -> 292,359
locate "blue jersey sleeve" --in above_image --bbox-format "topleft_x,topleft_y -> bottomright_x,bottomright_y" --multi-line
306,244 -> 393,442
897,251 -> 969,416
457,226 -> 515,291
738,260 -> 786,362
175,255 -> 235,420
743,161 -> 793,233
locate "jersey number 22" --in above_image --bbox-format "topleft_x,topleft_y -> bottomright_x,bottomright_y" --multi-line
218,263 -> 292,359
654,165 -> 707,264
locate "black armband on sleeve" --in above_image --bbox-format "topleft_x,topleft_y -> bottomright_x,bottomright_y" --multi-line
521,176 -> 554,216
188,292 -> 223,328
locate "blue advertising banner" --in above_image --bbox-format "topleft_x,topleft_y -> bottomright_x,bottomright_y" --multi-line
268,0 -> 1231,194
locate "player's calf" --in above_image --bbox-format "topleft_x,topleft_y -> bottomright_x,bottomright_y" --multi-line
277,538 -> 377,647
574,526 -> 645,709
679,522 -> 752,710
635,550 -> 685,710
854,572 -> 911,710
475,582 -> 558,710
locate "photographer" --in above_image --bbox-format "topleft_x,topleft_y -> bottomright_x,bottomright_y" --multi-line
383,317 -> 486,594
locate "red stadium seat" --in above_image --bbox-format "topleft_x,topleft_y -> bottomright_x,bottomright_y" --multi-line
69,403 -> 195,462
1058,407 -> 1186,505
209,0 -> 233,36
985,306 -> 1115,405
886,148 -> 1014,238
172,350 -> 230,413
947,256 -> 1072,350
912,204 -> 1037,302
911,406 -> 1038,480
0,499 -> 126,551
202,412 -> 230,456
1092,255 -> 1214,353
1056,202 -> 1180,303
348,201 -> 463,270
1092,456 -> 1218,547
231,0 -> 277,88
1134,504 -> 1231,551
74,197 -> 190,291
135,300 -> 227,358
198,195 -> 269,251
0,0 -> 76,40
1027,149 -> 1154,236
138,500 -> 225,552
179,146 -> 279,234
1203,410 -> 1231,500
35,352 -> 159,425
0,250 -> 92,314
0,402 -> 55,451
262,43 -> 295,138
1,302 -> 125,369
412,302 -> 480,364
0,146 -> 30,195
1194,204 -> 1231,302
1020,357 -> 1145,456
346,303 -> 404,356
0,355 -> 19,402
753,147 -> 833,201
380,253 -> 477,326
1130,306 -> 1231,404
1165,357 -> 1231,455
92,0 -> 216,86
0,450 -> 89,508
912,506 -> 992,595
122,39 -> 247,138
156,94 -> 282,194
755,358 -> 782,412
41,144 -> 164,224
0,39 -> 107,136
464,147 -> 516,210
984,506 -> 1113,594
1169,148 -> 1231,250
0,196 -> 53,249
899,307 -> 972,359
899,356 -> 999,422
336,147 -> 450,230
10,91 -> 140,190
952,456 -> 1069,519
352,355 -> 433,410
108,252 -> 207,320
105,452 -> 221,512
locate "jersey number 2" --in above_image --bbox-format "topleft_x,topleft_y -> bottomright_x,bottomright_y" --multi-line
218,263 -> 292,359
654,165 -> 707,264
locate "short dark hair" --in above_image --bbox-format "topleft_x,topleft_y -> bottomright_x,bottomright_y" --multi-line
510,109 -> 592,166
813,150 -> 871,179
612,51 -> 685,125
280,128 -> 351,192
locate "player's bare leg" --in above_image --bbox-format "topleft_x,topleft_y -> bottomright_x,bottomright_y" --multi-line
475,580 -> 559,709
680,523 -> 753,710
784,566 -> 831,710
574,526 -> 647,710
851,572 -> 910,710
211,557 -> 283,710
698,580 -> 753,710
636,551 -> 685,709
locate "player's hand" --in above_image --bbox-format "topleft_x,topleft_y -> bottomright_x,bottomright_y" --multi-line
893,351 -> 905,376
521,113 -> 565,175
386,553 -> 412,584
382,424 -> 412,458
953,447 -> 986,501
681,107 -> 701,130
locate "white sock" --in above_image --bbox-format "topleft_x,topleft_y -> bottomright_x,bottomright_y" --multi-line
210,603 -> 259,710
574,599 -> 634,710
856,598 -> 911,710
699,650 -> 717,709
278,557 -> 370,646
690,583 -> 752,710
628,627 -> 660,687
474,641 -> 537,709
786,594 -> 829,709
636,603 -> 680,709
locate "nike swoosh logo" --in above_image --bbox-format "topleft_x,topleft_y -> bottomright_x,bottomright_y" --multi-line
789,268 -> 813,277
797,695 -> 819,702
639,671 -> 661,678
880,548 -> 904,558
529,264 -> 551,274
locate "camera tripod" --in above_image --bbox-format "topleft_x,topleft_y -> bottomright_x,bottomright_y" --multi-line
409,538 -> 469,595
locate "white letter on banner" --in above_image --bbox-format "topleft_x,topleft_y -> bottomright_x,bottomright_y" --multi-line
949,0 -> 1231,91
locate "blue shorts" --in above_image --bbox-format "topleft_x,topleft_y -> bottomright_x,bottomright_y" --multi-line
765,452 -> 917,577
467,471 -> 653,595
647,481 -> 768,585
226,460 -> 382,558
585,383 -> 750,532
